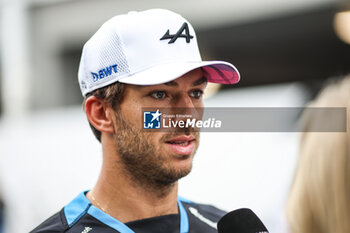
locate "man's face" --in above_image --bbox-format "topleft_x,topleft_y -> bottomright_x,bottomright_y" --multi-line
113,69 -> 207,189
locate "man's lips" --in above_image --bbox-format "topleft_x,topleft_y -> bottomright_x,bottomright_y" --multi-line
165,135 -> 196,155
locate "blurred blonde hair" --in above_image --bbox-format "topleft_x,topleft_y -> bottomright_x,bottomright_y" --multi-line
286,75 -> 350,233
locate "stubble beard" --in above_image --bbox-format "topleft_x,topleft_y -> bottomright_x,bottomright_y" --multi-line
113,112 -> 200,194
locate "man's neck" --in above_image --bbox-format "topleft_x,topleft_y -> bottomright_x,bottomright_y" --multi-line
86,155 -> 179,223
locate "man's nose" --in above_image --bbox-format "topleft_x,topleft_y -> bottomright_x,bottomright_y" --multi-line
173,93 -> 202,120
175,93 -> 195,108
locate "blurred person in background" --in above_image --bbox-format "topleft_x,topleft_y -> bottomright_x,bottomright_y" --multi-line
286,75 -> 350,233
30,9 -> 240,233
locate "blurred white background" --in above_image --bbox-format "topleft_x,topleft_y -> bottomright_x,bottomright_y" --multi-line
1,0 -> 350,232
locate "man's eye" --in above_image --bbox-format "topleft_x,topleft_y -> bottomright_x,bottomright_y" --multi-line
150,91 -> 166,99
190,90 -> 203,99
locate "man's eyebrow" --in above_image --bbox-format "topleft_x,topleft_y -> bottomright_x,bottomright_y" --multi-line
164,81 -> 178,86
163,77 -> 208,87
192,77 -> 208,86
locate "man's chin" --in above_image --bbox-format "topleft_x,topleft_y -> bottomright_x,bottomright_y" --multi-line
155,166 -> 192,186
172,160 -> 193,177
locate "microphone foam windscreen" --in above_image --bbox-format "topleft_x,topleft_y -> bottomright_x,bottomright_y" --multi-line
217,208 -> 269,233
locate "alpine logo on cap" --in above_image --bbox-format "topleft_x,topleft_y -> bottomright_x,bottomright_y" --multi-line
160,22 -> 194,44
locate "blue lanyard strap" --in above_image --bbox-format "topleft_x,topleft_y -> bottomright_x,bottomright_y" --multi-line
178,198 -> 189,233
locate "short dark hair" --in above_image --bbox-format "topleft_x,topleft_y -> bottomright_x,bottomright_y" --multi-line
83,82 -> 125,142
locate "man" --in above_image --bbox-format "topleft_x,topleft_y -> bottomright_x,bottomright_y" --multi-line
31,9 -> 240,233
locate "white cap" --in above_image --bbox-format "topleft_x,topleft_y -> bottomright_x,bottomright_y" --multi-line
78,9 -> 240,96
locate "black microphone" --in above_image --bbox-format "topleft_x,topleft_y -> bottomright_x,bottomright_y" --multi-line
217,208 -> 269,233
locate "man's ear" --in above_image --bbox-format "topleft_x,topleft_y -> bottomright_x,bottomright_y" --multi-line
85,96 -> 115,134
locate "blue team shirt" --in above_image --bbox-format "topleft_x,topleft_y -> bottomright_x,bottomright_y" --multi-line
31,191 -> 225,233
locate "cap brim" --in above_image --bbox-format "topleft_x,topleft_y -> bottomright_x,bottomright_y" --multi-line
118,61 -> 240,85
